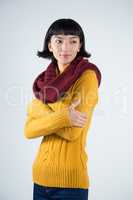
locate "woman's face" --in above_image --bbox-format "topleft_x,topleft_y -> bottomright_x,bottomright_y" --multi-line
48,34 -> 81,66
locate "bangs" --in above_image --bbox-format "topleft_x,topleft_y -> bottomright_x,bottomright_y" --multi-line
48,19 -> 81,37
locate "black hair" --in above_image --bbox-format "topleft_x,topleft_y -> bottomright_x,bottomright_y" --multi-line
37,18 -> 91,62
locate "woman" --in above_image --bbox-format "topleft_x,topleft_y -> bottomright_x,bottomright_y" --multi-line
24,18 -> 101,200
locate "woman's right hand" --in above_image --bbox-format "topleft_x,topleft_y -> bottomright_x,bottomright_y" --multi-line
68,99 -> 87,127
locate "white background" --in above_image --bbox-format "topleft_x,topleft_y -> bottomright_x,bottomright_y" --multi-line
0,0 -> 132,199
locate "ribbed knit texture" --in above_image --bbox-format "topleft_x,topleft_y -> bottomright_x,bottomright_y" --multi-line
24,69 -> 99,189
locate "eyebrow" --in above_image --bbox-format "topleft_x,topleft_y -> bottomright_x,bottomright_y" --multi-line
54,36 -> 79,39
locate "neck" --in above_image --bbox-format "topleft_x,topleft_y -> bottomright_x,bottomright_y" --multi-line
57,63 -> 70,74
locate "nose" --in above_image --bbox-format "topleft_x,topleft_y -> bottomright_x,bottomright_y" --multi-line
61,41 -> 70,51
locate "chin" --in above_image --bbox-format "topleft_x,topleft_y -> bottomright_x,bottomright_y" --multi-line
60,59 -> 71,65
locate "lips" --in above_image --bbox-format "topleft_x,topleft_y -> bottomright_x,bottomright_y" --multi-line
60,54 -> 71,56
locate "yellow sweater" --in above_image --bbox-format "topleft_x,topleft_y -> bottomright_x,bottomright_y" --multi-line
24,69 -> 99,189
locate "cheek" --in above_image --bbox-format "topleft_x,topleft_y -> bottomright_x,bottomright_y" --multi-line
53,45 -> 60,51
73,44 -> 80,50
72,47 -> 80,53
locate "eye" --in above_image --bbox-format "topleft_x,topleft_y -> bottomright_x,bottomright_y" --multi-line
71,40 -> 77,44
56,40 -> 62,44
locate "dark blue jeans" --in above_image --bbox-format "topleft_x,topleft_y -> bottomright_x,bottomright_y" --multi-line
33,183 -> 89,200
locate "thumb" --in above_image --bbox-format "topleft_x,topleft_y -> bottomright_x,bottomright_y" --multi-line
70,99 -> 81,109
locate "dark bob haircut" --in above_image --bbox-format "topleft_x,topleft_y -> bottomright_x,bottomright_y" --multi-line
37,18 -> 91,63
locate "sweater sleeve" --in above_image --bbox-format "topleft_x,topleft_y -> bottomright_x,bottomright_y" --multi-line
50,70 -> 99,141
24,99 -> 71,139
24,70 -> 98,140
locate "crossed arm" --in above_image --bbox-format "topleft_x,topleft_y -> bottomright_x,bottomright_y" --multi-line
24,70 -> 98,141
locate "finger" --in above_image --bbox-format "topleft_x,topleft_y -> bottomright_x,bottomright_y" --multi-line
74,121 -> 85,127
80,113 -> 87,118
76,117 -> 87,125
81,112 -> 87,117
75,111 -> 87,118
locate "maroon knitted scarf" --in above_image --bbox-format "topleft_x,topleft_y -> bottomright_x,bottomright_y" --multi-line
33,56 -> 101,103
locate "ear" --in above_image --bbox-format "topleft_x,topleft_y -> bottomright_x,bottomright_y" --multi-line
48,42 -> 52,52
